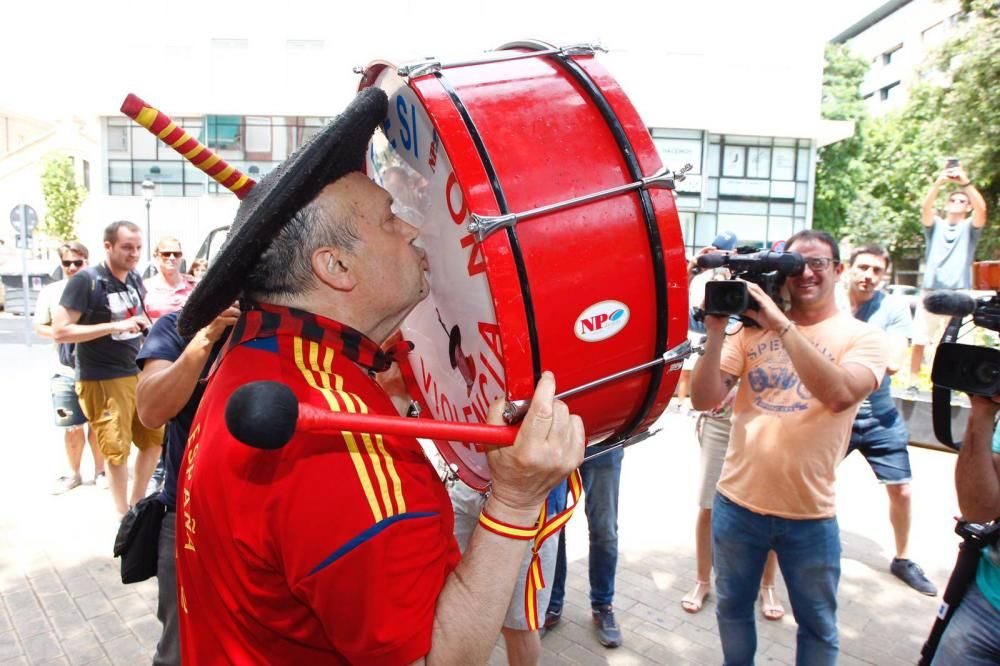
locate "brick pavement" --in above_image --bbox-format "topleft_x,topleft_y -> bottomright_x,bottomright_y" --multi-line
0,317 -> 961,664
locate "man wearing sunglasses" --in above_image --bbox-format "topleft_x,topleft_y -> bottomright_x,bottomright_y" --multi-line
909,162 -> 988,391
32,242 -> 106,494
691,229 -> 889,665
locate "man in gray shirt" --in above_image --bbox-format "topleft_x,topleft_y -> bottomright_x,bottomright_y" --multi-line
908,162 -> 987,390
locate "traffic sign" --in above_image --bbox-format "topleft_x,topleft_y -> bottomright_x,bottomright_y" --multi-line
10,205 -> 38,233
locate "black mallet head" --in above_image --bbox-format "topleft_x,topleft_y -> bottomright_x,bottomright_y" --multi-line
225,381 -> 299,450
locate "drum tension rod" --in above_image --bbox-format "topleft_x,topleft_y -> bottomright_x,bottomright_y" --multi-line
502,339 -> 694,424
389,43 -> 607,79
467,163 -> 693,242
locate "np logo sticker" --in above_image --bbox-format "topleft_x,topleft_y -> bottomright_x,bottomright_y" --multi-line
575,301 -> 630,342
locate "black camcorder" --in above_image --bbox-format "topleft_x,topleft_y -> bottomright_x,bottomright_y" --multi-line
696,248 -> 805,326
926,291 -> 1000,396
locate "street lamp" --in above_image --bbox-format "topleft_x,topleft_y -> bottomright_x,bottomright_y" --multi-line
141,178 -> 155,261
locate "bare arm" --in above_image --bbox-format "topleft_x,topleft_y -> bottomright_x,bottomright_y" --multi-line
52,304 -> 148,344
136,308 -> 237,428
921,177 -> 945,228
690,316 -> 737,411
965,183 -> 988,228
33,322 -> 54,339
956,397 -> 1000,523
32,288 -> 55,338
884,331 -> 908,376
745,282 -> 877,413
413,372 -> 585,665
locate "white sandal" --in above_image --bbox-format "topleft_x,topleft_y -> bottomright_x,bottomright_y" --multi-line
681,580 -> 711,613
759,585 -> 785,621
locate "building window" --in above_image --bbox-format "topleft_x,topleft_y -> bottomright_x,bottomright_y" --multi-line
107,114 -> 331,196
880,81 -> 900,101
685,135 -> 813,257
882,44 -> 902,65
83,160 -> 90,191
722,145 -> 745,177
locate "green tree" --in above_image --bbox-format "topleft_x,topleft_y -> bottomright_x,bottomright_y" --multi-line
814,44 -> 868,239
40,154 -> 87,241
842,84 -> 947,255
816,3 -> 999,265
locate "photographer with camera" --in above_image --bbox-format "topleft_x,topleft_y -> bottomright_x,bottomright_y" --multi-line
930,396 -> 1000,664
691,229 -> 888,665
909,159 -> 988,392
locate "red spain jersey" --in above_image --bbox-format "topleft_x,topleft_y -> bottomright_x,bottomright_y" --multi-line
176,305 -> 460,664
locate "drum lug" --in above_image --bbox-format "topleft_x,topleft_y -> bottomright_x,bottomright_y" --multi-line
559,43 -> 608,58
671,163 -> 694,184
397,60 -> 442,78
467,213 -> 517,241
503,340 -> 695,423
465,166 -> 692,241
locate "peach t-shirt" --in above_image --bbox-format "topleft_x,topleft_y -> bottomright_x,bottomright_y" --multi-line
717,311 -> 888,519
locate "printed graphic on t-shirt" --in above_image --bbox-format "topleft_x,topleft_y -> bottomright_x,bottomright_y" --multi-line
109,285 -> 143,341
744,339 -> 837,414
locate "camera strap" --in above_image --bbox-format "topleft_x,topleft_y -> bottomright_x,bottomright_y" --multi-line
931,315 -> 965,451
918,519 -> 1000,665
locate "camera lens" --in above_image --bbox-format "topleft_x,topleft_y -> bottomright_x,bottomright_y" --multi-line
973,362 -> 1000,387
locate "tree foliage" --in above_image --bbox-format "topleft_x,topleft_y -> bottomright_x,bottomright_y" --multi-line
814,44 -> 868,238
816,3 -> 1000,262
40,154 -> 87,241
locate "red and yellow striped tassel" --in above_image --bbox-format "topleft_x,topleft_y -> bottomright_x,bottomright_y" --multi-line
119,93 -> 256,200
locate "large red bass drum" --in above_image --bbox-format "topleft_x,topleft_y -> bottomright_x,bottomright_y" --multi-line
360,41 -> 690,490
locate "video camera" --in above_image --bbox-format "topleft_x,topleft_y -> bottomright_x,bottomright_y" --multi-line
696,247 -> 805,326
926,271 -> 1000,396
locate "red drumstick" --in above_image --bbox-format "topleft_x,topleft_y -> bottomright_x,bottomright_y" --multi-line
226,381 -> 517,450
120,93 -> 256,199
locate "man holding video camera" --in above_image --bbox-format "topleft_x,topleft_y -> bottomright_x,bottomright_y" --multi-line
931,396 -> 1000,664
909,160 -> 988,391
691,229 -> 888,665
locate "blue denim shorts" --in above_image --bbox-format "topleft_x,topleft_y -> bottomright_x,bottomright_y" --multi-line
49,374 -> 87,429
848,407 -> 912,484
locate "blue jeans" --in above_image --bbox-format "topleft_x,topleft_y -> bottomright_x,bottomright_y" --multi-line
548,447 -> 623,611
712,493 -> 840,666
931,582 -> 1000,665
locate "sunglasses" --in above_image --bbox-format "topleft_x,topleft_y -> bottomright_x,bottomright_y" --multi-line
158,251 -> 183,258
61,260 -> 85,268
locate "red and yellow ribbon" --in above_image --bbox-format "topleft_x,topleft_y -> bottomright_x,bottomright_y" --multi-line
119,93 -> 256,200
478,511 -> 540,540
523,469 -> 583,630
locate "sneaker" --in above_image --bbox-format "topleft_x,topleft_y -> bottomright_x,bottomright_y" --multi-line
94,471 -> 109,490
891,558 -> 937,596
591,604 -> 622,648
544,607 -> 562,630
51,474 -> 82,495
903,385 -> 919,400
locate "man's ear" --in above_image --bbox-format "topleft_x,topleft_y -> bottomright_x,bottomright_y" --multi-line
312,247 -> 356,292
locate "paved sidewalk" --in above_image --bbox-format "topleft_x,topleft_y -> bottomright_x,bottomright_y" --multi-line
0,318 -> 961,664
